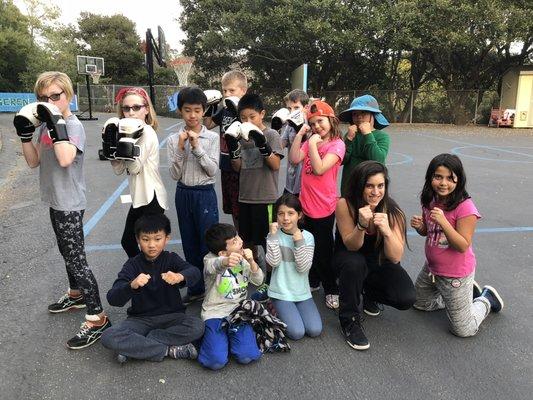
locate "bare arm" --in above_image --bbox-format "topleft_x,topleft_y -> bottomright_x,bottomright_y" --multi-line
335,199 -> 365,251
21,141 -> 40,168
53,142 -> 77,168
432,208 -> 477,253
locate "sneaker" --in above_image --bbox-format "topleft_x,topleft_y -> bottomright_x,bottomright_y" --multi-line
66,317 -> 111,350
341,315 -> 370,350
116,354 -> 128,364
472,280 -> 482,299
325,294 -> 339,310
251,284 -> 269,302
182,292 -> 205,306
363,296 -> 383,317
480,285 -> 504,313
48,293 -> 86,313
168,343 -> 198,360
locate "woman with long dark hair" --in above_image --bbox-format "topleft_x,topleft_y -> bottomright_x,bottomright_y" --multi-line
335,161 -> 415,350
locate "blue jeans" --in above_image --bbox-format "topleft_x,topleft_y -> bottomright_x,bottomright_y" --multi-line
100,312 -> 204,361
175,183 -> 219,295
198,318 -> 261,370
271,297 -> 322,340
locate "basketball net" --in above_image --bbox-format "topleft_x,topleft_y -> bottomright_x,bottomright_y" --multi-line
169,57 -> 194,86
90,72 -> 101,84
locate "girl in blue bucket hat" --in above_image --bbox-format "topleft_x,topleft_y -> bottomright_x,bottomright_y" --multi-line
338,94 -> 390,197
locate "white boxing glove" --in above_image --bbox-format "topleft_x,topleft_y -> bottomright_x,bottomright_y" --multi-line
287,109 -> 305,131
13,102 -> 44,142
224,96 -> 240,115
115,118 -> 144,160
204,89 -> 223,106
271,108 -> 290,130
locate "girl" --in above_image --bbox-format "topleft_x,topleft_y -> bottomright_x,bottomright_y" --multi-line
266,194 -> 322,340
335,161 -> 415,350
289,100 -> 345,309
14,71 -> 110,349
111,87 -> 168,258
411,153 -> 503,337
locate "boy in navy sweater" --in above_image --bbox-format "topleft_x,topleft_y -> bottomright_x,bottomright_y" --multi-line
101,214 -> 204,363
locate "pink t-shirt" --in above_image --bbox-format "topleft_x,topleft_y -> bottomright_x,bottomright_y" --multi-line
423,198 -> 481,278
299,138 -> 345,218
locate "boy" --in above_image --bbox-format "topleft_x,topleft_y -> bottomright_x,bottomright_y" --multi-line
226,93 -> 283,301
13,71 -> 110,349
205,70 -> 248,230
280,89 -> 309,197
338,94 -> 390,197
167,87 -> 220,304
198,223 -> 264,370
101,214 -> 204,363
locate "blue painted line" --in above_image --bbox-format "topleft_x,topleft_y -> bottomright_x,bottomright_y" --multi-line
452,145 -> 533,163
83,121 -> 181,237
86,239 -> 183,253
386,152 -> 413,166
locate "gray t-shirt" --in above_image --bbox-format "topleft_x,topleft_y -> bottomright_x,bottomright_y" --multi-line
37,114 -> 86,211
280,124 -> 303,195
238,128 -> 283,204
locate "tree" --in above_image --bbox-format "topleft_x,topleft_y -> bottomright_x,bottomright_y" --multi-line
0,0 -> 32,91
77,13 -> 146,84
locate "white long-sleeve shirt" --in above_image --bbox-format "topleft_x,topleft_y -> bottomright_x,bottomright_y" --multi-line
111,125 -> 168,209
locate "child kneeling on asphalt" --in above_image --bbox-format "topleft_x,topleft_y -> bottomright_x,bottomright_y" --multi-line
198,223 -> 264,370
101,214 -> 204,363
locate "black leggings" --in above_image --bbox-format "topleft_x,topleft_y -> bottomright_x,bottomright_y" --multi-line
121,195 -> 165,258
49,208 -> 103,315
335,250 -> 415,323
304,213 -> 337,295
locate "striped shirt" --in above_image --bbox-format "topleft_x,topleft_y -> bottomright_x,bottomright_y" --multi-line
167,124 -> 219,186
266,229 -> 315,302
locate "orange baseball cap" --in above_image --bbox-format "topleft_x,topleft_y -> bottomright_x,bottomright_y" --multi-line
305,100 -> 336,120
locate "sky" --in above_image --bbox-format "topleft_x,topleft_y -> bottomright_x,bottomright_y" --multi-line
13,0 -> 186,51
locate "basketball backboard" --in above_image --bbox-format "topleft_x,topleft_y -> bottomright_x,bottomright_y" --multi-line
157,26 -> 167,64
291,63 -> 308,91
77,55 -> 105,76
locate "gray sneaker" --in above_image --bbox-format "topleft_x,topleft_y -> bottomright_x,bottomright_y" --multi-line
168,343 -> 198,360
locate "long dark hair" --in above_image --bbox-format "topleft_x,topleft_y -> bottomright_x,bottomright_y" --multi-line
273,193 -> 304,228
421,153 -> 470,210
344,161 -> 407,258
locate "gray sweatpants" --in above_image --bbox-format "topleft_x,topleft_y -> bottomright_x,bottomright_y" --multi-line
413,264 -> 490,337
101,312 -> 204,361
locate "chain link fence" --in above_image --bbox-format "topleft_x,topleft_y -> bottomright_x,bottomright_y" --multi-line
77,84 -> 500,125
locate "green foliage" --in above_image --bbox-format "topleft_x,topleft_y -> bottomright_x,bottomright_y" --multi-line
0,1 -> 32,91
77,13 -> 146,84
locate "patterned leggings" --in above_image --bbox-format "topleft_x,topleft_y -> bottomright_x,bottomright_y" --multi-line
49,208 -> 103,315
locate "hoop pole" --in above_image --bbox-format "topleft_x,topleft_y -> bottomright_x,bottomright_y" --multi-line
146,29 -> 156,105
86,74 -> 93,120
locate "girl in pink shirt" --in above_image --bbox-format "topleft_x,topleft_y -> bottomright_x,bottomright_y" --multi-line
289,100 -> 345,310
411,153 -> 503,337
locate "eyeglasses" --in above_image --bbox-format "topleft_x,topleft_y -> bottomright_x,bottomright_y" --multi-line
38,91 -> 64,102
121,104 -> 146,112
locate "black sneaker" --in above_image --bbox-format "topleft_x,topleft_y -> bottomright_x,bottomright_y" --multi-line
66,317 -> 111,350
363,296 -> 383,317
168,343 -> 198,360
472,281 -> 482,299
48,293 -> 86,313
480,285 -> 504,313
182,292 -> 205,306
251,284 -> 270,303
341,315 -> 370,350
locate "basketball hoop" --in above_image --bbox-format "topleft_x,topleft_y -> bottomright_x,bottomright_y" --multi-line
169,57 -> 194,86
90,72 -> 101,84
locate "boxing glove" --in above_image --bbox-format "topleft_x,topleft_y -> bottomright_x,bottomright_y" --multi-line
224,96 -> 240,115
36,103 -> 69,144
13,102 -> 43,142
115,118 -> 144,160
287,109 -> 305,132
203,89 -> 223,117
225,134 -> 241,160
101,117 -> 120,160
248,128 -> 272,157
271,108 -> 290,130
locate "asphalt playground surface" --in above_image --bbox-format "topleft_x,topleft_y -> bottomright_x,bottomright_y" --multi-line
0,112 -> 532,400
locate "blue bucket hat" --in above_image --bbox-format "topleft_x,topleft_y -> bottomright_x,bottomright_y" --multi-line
338,94 -> 389,129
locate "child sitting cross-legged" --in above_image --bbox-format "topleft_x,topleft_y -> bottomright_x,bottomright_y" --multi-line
198,223 -> 264,370
101,214 -> 204,363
